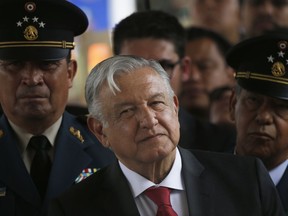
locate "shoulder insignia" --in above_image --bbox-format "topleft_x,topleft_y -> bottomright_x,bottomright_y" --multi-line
69,127 -> 84,143
0,130 -> 4,138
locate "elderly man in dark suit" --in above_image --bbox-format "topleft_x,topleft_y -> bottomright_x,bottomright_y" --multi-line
0,1 -> 115,215
49,55 -> 284,216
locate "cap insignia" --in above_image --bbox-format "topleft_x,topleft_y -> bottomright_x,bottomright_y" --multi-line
279,40 -> 288,50
16,2 -> 45,41
272,62 -> 285,77
23,25 -> 38,40
69,127 -> 84,143
266,41 -> 288,77
25,2 -> 36,12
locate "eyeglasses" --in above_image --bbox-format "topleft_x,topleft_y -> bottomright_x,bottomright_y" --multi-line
158,60 -> 181,78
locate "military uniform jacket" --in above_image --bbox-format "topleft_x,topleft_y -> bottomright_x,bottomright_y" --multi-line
49,147 -> 285,216
0,112 -> 115,216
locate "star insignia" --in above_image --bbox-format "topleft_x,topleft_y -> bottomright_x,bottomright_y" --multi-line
267,55 -> 274,63
278,51 -> 285,58
23,16 -> 29,22
39,21 -> 45,28
32,17 -> 39,23
16,15 -> 46,39
16,21 -> 22,27
16,17 -> 45,29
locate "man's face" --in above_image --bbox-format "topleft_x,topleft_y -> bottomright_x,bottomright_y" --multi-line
0,59 -> 76,130
191,0 -> 240,34
181,37 -> 234,113
230,89 -> 288,169
242,0 -> 288,37
90,67 -> 180,169
118,38 -> 186,97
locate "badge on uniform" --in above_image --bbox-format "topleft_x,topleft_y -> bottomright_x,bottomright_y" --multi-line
75,168 -> 98,183
69,127 -> 84,143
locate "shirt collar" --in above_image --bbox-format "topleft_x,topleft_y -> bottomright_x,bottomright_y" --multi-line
119,147 -> 184,198
269,159 -> 288,185
9,116 -> 63,154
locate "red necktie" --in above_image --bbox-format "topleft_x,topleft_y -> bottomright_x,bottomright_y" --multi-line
144,186 -> 178,216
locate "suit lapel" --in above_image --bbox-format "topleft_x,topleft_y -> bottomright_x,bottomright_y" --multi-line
0,116 -> 40,206
100,162 -> 140,216
179,147 -> 211,216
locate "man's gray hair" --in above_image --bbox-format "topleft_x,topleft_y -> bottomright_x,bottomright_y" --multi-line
85,55 -> 175,124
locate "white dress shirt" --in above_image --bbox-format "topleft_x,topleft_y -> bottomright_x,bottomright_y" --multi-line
269,159 -> 288,185
119,148 -> 189,216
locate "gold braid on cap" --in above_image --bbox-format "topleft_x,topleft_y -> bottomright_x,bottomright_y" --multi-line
236,71 -> 288,85
0,41 -> 75,49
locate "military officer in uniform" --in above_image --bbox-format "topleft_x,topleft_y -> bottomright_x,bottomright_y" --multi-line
0,0 -> 115,215
227,29 -> 288,213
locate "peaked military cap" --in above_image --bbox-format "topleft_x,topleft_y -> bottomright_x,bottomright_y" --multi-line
0,0 -> 88,60
226,29 -> 288,100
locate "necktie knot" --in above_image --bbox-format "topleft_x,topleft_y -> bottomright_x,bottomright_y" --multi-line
28,135 -> 51,151
145,186 -> 178,216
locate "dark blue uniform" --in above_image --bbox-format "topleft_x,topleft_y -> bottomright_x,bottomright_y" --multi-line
0,112 -> 115,216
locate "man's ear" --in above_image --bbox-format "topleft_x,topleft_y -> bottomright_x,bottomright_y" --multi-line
173,95 -> 179,114
87,117 -> 110,148
67,59 -> 77,88
229,89 -> 237,121
180,56 -> 191,82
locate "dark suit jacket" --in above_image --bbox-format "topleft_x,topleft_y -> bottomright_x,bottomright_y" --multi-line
0,112 -> 116,216
48,147 -> 285,216
178,108 -> 236,152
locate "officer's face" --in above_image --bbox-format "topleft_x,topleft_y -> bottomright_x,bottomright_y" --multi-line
230,88 -> 288,170
0,59 -> 76,132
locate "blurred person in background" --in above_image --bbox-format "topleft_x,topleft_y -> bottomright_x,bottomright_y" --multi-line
209,86 -> 235,126
189,0 -> 243,44
180,27 -> 235,121
241,0 -> 288,38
